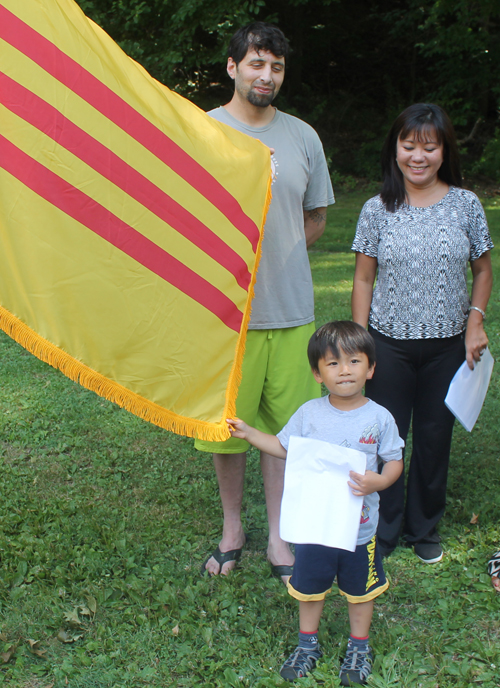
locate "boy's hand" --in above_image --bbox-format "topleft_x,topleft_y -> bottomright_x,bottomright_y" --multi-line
348,470 -> 385,496
226,418 -> 250,439
348,459 -> 403,496
226,419 -> 287,459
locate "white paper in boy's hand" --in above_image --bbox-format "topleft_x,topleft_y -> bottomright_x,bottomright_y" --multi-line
280,435 -> 366,552
444,348 -> 494,432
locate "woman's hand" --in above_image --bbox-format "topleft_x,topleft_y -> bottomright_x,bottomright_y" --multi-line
465,313 -> 488,369
466,252 -> 493,369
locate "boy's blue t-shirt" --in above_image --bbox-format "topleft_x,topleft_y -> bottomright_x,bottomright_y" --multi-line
277,396 -> 404,545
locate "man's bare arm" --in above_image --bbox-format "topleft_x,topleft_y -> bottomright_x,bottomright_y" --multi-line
304,207 -> 327,248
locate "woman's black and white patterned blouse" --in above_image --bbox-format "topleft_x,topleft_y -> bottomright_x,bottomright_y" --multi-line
352,186 -> 494,340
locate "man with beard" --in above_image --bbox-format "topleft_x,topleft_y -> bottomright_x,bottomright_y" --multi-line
196,22 -> 335,582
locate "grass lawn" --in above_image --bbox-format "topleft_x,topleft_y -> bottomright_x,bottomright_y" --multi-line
0,188 -> 499,687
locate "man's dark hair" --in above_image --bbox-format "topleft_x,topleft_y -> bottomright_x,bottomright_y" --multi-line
307,321 -> 376,372
380,103 -> 462,212
227,22 -> 290,66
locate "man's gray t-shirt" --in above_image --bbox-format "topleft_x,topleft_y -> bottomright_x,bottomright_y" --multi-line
277,396 -> 404,545
209,107 -> 335,329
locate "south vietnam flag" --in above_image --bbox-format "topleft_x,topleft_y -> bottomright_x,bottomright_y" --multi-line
0,0 -> 271,441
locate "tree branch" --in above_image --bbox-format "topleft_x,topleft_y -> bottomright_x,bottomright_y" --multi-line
458,118 -> 483,145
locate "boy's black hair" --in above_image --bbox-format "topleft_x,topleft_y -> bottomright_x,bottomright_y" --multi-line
227,22 -> 290,66
307,321 -> 376,372
380,103 -> 462,212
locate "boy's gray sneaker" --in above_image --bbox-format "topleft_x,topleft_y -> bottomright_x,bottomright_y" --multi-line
339,643 -> 373,685
280,644 -> 323,681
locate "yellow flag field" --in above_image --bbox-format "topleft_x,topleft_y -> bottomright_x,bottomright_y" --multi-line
0,0 -> 271,441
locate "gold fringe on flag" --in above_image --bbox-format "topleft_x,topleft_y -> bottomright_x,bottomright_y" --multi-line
0,304 -> 229,441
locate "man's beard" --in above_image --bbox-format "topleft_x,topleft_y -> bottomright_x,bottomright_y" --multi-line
247,88 -> 275,108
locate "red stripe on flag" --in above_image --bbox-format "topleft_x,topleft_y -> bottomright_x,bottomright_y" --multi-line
0,5 -> 262,251
0,135 -> 243,333
0,72 -> 251,291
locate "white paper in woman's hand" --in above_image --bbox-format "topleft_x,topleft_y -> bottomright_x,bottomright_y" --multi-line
445,348 -> 494,432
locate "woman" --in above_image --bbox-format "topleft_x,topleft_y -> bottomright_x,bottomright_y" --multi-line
351,103 -> 493,563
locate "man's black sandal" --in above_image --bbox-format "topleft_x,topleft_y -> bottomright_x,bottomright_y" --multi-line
200,534 -> 248,576
270,563 -> 294,581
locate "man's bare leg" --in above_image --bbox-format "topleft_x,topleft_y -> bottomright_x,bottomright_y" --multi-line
204,452 -> 247,575
261,451 -> 294,583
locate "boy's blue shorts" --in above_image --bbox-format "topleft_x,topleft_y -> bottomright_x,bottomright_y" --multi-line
287,536 -> 388,604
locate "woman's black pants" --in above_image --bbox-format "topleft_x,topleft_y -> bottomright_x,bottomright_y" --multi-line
365,328 -> 465,550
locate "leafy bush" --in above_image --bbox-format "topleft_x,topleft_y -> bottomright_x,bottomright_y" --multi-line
473,131 -> 500,182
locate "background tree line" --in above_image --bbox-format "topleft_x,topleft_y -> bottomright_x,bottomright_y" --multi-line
76,0 -> 500,182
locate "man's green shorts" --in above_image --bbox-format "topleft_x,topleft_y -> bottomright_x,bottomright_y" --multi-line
195,323 -> 320,454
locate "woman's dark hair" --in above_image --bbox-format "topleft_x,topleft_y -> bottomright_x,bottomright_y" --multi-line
307,321 -> 376,372
380,103 -> 462,212
227,22 -> 290,66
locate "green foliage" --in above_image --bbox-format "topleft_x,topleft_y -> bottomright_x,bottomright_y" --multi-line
73,0 -> 500,178
416,0 -> 500,123
380,1 -> 500,122
0,190 -> 499,685
76,0 -> 262,106
473,130 -> 500,181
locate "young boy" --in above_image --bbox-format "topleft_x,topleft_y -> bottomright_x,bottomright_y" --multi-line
227,321 -> 404,685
